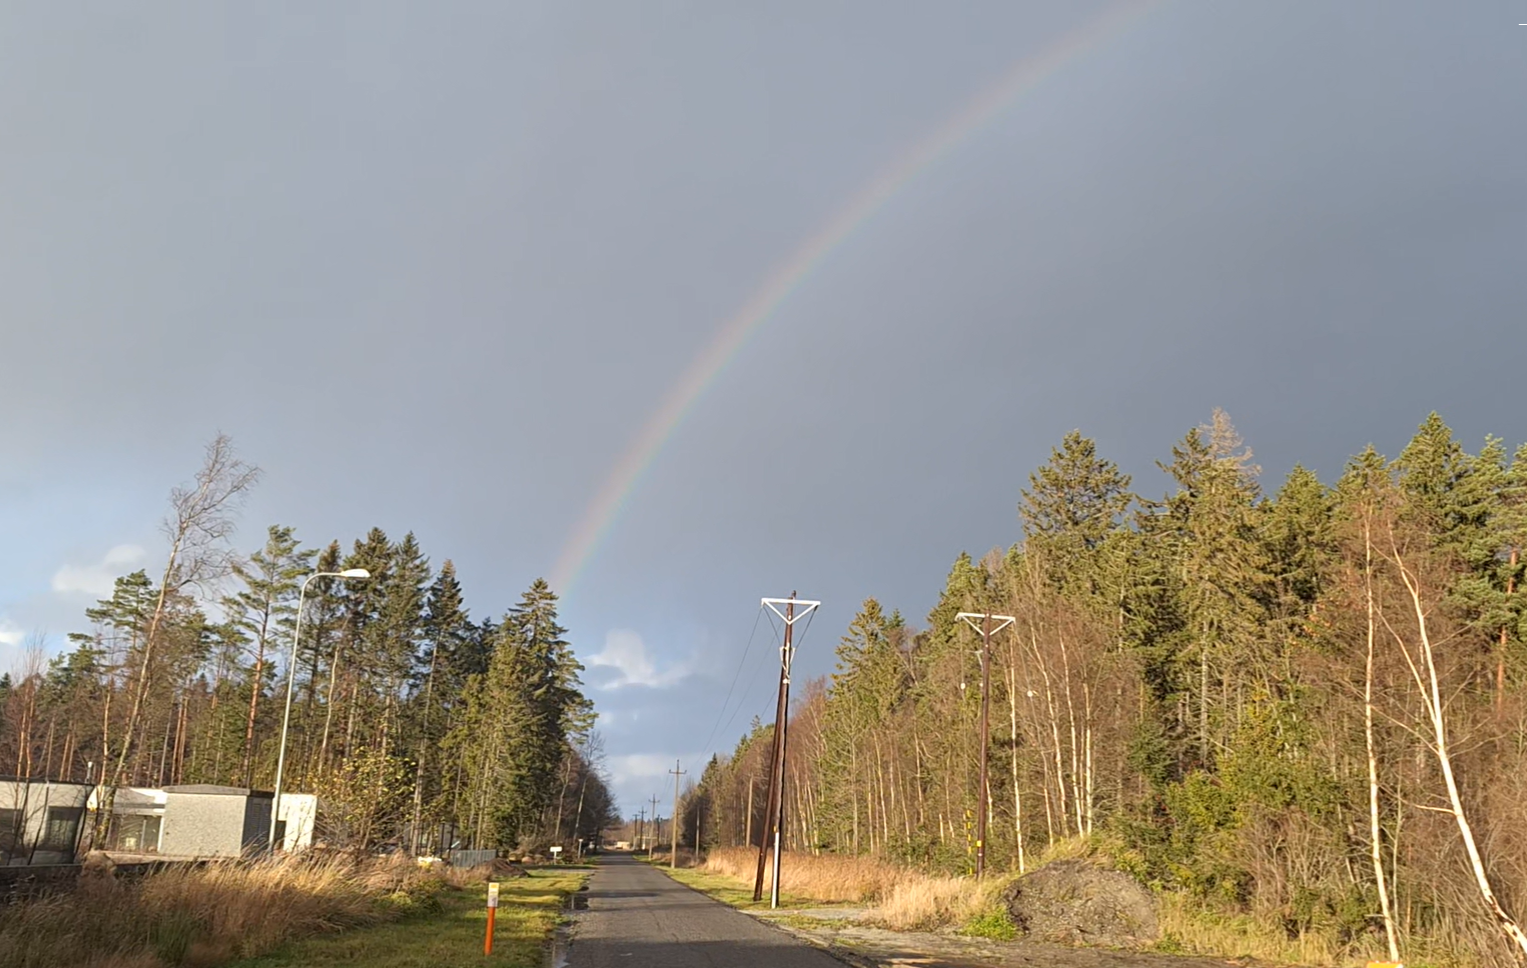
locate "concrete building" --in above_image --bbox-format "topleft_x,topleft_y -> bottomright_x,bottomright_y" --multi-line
0,778 -> 92,866
101,786 -> 168,853
275,792 -> 317,852
158,786 -> 273,857
88,787 -> 318,859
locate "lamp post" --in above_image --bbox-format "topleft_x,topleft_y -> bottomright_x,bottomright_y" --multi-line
268,568 -> 370,852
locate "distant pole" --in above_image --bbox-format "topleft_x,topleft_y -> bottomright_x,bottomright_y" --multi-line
669,759 -> 686,869
636,808 -> 644,851
752,595 -> 821,908
649,795 -> 661,852
957,612 -> 1015,879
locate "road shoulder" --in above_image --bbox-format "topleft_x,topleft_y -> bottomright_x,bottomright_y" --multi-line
651,862 -> 1252,968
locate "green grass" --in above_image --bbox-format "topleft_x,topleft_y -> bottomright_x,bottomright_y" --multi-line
229,870 -> 588,968
959,909 -> 1018,941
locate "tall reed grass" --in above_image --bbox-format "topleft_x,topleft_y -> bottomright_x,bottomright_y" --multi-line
0,854 -> 442,968
699,846 -> 1007,929
703,845 -> 904,903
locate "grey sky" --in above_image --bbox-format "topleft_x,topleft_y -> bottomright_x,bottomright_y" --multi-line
3,2 -> 1523,811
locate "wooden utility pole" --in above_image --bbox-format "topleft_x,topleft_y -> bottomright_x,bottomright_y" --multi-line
753,595 -> 821,907
635,808 -> 644,852
669,760 -> 687,869
957,612 -> 1015,879
649,795 -> 661,852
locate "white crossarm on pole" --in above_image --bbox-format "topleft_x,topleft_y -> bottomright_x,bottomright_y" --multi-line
956,612 -> 1016,635
761,598 -> 821,625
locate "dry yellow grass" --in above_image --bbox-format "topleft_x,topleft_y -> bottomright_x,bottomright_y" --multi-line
873,873 -> 1007,931
698,845 -> 1006,931
703,845 -> 905,903
0,854 -> 442,968
646,847 -> 701,868
1153,893 -> 1448,968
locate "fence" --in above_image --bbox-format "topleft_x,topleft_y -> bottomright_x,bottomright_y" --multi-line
441,848 -> 497,868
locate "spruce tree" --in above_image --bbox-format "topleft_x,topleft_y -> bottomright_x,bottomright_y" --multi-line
408,559 -> 471,850
1020,431 -> 1135,599
222,525 -> 312,786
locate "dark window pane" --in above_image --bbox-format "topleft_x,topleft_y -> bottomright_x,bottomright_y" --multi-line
0,808 -> 22,856
41,807 -> 83,851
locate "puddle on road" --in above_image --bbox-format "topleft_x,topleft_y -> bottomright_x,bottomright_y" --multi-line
547,931 -> 569,968
549,887 -> 590,967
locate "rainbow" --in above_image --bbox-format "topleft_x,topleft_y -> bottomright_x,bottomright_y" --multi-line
550,1 -> 1154,595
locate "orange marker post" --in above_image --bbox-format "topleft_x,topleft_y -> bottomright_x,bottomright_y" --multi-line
485,882 -> 500,955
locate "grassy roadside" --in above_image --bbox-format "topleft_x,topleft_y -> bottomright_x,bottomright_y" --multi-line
653,849 -> 1011,935
647,859 -> 831,914
229,868 -> 589,968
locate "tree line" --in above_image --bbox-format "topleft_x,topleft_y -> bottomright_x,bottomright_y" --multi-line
0,435 -> 617,854
687,412 -> 1527,964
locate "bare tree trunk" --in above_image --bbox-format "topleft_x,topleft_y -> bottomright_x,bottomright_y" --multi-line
242,614 -> 271,785
409,644 -> 441,856
1363,515 -> 1401,963
1391,544 -> 1527,960
1008,659 -> 1026,872
1500,548 -> 1518,710
106,435 -> 258,823
1058,632 -> 1084,835
1034,639 -> 1069,836
1083,682 -> 1094,836
318,640 -> 344,772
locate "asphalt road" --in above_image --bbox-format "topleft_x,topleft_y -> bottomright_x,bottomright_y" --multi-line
566,855 -> 843,968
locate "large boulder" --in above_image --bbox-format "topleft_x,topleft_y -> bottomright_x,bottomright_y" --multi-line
1003,859 -> 1158,949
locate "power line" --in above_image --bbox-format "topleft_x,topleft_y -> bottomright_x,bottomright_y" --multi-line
715,628 -> 775,747
722,593 -> 823,748
699,604 -> 764,761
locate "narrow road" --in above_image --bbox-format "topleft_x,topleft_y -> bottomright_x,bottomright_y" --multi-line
567,854 -> 843,967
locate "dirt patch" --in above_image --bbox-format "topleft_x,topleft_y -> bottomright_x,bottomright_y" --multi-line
764,917 -> 1245,968
1004,860 -> 1158,949
484,858 -> 529,878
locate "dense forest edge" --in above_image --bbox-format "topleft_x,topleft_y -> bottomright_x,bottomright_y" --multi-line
1,434 -> 619,859
678,411 -> 1527,966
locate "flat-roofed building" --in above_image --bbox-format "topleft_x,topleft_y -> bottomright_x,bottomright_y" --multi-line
0,778 -> 92,866
158,785 -> 273,858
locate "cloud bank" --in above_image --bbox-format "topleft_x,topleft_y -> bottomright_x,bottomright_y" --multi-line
587,629 -> 689,690
51,545 -> 147,597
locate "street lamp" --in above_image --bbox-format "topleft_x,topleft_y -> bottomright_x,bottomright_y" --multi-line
268,568 -> 370,852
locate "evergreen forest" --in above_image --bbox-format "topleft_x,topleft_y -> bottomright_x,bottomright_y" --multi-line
685,411 -> 1527,963
0,435 -> 617,855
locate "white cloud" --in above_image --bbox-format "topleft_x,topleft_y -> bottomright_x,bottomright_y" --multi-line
0,619 -> 32,677
51,544 -> 147,597
587,629 -> 689,690
606,753 -> 668,785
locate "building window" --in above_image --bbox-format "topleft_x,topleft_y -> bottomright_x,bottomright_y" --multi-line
109,814 -> 162,853
0,808 -> 22,859
40,806 -> 84,853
